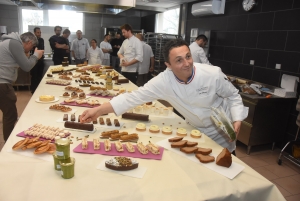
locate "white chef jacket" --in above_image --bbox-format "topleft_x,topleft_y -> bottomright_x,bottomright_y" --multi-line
189,42 -> 211,65
71,38 -> 90,59
138,41 -> 154,75
100,41 -> 112,60
87,47 -> 104,65
118,35 -> 143,73
110,63 -> 248,152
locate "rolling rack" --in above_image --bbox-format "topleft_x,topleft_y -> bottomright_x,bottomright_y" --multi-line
144,33 -> 182,73
278,127 -> 300,167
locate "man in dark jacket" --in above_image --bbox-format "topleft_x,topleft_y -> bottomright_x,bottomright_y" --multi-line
49,26 -> 69,65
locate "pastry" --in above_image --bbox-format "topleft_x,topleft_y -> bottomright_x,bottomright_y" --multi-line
71,114 -> 75,121
46,79 -> 71,85
122,113 -> 149,121
120,134 -> 139,141
136,123 -> 146,131
185,141 -> 198,147
12,137 -> 30,150
47,143 -> 56,154
137,142 -> 148,154
191,130 -> 202,138
76,99 -> 87,105
216,148 -> 232,168
47,74 -> 53,77
106,118 -> 112,126
101,130 -> 119,138
176,128 -> 187,136
34,143 -> 50,154
39,95 -> 55,102
99,117 -> 105,125
79,92 -> 86,99
105,157 -> 138,171
180,147 -> 198,154
149,125 -> 160,133
125,142 -> 135,153
104,139 -> 111,151
78,115 -> 81,122
93,120 -> 98,124
71,91 -> 78,98
168,137 -> 184,142
171,140 -> 188,148
63,92 -> 70,97
113,86 -> 119,91
115,141 -> 124,152
82,137 -> 88,150
64,98 -> 75,103
116,78 -> 129,83
93,139 -> 100,150
195,154 -> 215,163
49,104 -> 72,112
26,141 -> 43,149
110,132 -> 128,140
195,147 -> 212,155
162,126 -> 172,135
114,119 -> 120,127
147,142 -> 160,155
64,121 -> 94,131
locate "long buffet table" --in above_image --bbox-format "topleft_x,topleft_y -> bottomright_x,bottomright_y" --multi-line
0,65 -> 285,201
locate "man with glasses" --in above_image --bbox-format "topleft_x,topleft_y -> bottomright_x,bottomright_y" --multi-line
71,30 -> 90,65
189,34 -> 211,65
0,32 -> 44,142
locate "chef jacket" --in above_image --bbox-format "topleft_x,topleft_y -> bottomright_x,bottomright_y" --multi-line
71,38 -> 90,59
100,41 -> 112,60
189,42 -> 211,65
118,35 -> 143,73
110,63 -> 248,152
138,41 -> 154,75
87,46 -> 104,65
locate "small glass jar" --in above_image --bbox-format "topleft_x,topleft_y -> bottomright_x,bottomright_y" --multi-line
60,157 -> 75,179
106,82 -> 113,90
55,138 -> 70,159
53,154 -> 71,171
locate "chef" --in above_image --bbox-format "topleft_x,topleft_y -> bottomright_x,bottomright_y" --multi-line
80,39 -> 248,153
189,34 -> 211,65
87,39 -> 104,64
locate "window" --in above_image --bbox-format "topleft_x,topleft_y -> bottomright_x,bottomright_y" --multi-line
155,8 -> 180,34
20,9 -> 83,33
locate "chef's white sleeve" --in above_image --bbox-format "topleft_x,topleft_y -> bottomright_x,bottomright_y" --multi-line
134,40 -> 143,62
198,48 -> 211,65
216,68 -> 248,122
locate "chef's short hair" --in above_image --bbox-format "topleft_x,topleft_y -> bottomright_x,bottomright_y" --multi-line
163,39 -> 189,63
120,24 -> 132,32
20,32 -> 38,46
196,34 -> 208,42
91,39 -> 97,43
54,26 -> 62,31
63,29 -> 70,35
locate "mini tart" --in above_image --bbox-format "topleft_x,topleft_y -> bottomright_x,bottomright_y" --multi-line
176,128 -> 187,137
136,123 -> 146,131
191,129 -> 202,138
149,125 -> 160,133
113,86 -> 119,91
162,126 -> 172,135
39,95 -> 55,102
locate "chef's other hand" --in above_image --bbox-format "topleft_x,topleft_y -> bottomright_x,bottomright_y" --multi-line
34,48 -> 44,59
122,61 -> 130,67
80,107 -> 101,123
149,67 -> 154,72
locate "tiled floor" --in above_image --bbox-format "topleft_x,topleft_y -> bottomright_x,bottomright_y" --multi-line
1,90 -> 300,200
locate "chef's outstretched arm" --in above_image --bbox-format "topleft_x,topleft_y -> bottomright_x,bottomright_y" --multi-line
80,102 -> 115,123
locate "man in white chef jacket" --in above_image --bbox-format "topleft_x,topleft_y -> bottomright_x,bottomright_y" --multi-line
118,24 -> 143,84
100,34 -> 112,66
189,34 -> 211,65
71,30 -> 90,65
80,39 -> 248,154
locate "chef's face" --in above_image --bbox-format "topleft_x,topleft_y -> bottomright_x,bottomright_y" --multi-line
77,31 -> 83,39
90,40 -> 97,47
165,45 -> 193,80
121,29 -> 130,39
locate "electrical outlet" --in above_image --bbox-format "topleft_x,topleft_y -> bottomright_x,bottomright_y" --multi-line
275,64 -> 281,69
250,60 -> 254,65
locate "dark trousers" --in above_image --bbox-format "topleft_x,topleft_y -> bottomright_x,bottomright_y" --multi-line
111,56 -> 120,73
30,59 -> 44,94
122,72 -> 137,85
53,56 -> 63,65
75,58 -> 86,65
0,84 -> 18,141
136,73 -> 148,87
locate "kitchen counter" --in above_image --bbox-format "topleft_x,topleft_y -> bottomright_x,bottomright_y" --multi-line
0,65 -> 285,201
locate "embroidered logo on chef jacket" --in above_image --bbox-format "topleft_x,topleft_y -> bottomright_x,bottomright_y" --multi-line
196,86 -> 209,95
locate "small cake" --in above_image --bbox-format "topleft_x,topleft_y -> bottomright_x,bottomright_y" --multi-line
195,147 -> 212,155
149,125 -> 160,133
39,95 -> 55,102
186,141 -> 198,147
115,141 -> 124,152
93,139 -> 100,150
162,126 -> 172,135
168,137 -> 184,142
191,129 -> 202,138
47,74 -> 53,77
100,74 -> 107,79
176,128 -> 187,137
105,157 -> 138,171
146,142 -> 160,154
195,154 -> 215,164
71,92 -> 78,98
113,86 -> 119,91
171,140 -> 188,148
216,148 -> 232,168
125,142 -> 135,153
137,142 -> 148,154
63,92 -> 70,97
136,123 -> 146,131
180,147 -> 198,154
78,92 -> 86,99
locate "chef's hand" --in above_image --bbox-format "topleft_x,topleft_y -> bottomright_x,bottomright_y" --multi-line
149,67 -> 154,72
229,121 -> 242,142
122,60 -> 130,67
80,107 -> 101,123
34,48 -> 44,59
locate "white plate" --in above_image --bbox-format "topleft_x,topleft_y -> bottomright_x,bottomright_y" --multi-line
64,127 -> 97,134
35,97 -> 59,103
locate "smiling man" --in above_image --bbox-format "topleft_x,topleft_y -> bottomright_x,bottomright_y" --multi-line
80,39 -> 247,154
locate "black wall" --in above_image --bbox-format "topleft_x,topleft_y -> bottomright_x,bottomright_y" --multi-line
186,0 -> 300,145
141,14 -> 156,33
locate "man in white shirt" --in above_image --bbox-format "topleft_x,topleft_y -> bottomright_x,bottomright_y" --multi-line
118,24 -> 143,84
80,39 -> 248,154
71,30 -> 90,65
100,34 -> 112,66
136,33 -> 154,87
189,34 -> 211,65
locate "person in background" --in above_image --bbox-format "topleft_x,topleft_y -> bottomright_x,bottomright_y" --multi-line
87,39 -> 104,65
49,26 -> 68,65
118,24 -> 143,84
100,34 -> 112,66
110,32 -> 123,72
80,39 -> 248,154
71,30 -> 90,65
135,33 -> 154,87
0,32 -> 44,142
51,28 -> 70,66
189,34 -> 211,65
30,27 -> 44,94
61,29 -> 72,64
